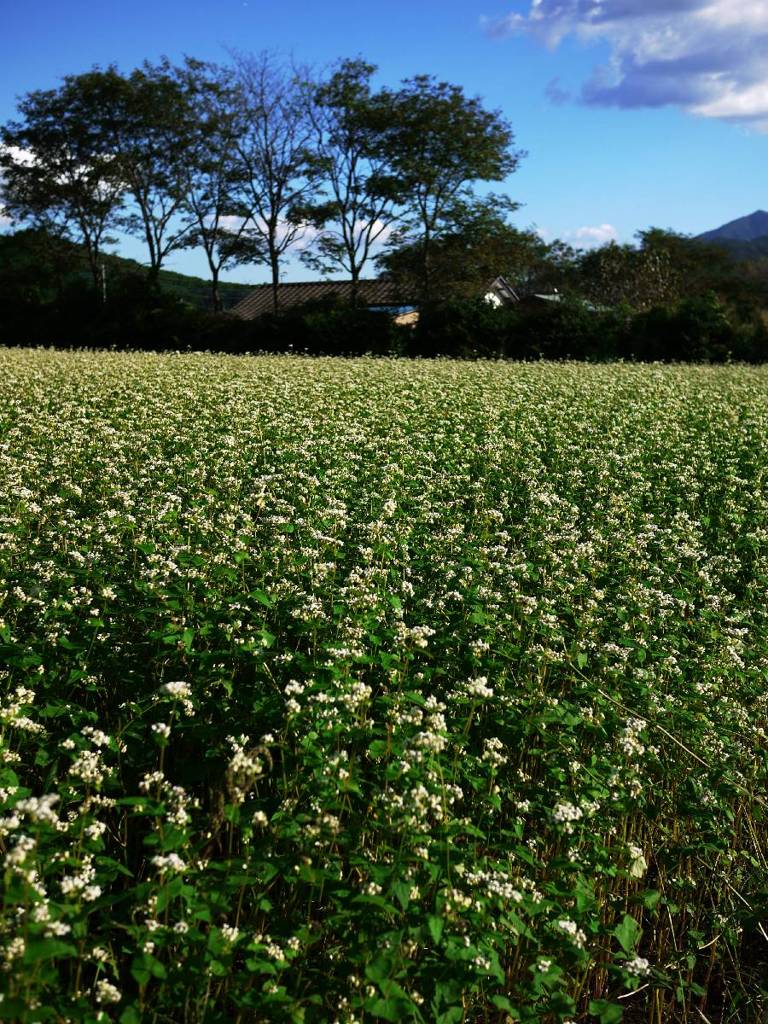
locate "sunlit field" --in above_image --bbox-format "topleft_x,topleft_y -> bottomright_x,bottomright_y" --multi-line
2,349 -> 768,1024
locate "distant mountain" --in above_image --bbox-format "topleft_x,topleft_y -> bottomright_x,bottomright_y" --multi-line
703,236 -> 768,262
698,210 -> 768,244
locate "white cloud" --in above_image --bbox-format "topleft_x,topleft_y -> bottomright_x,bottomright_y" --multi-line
690,80 -> 768,119
487,1 -> 768,123
0,148 -> 22,229
566,223 -> 619,247
1,145 -> 36,168
218,214 -> 320,251
218,214 -> 248,233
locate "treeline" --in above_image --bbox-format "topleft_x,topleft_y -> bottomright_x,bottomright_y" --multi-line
3,218 -> 768,361
0,54 -> 520,312
388,227 -> 768,361
3,53 -> 768,360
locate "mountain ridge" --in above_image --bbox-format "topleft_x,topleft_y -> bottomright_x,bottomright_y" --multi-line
697,210 -> 768,244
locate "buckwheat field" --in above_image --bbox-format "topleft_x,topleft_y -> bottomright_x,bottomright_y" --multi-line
2,349 -> 768,1024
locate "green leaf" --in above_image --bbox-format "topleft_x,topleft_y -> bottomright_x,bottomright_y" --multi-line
155,876 -> 183,912
96,856 -> 135,879
0,999 -> 27,1020
589,999 -> 623,1023
59,636 -> 83,651
0,769 -> 19,789
249,588 -> 274,607
392,880 -> 410,909
120,1008 -> 142,1024
131,953 -> 166,986
427,914 -> 444,945
365,954 -> 394,986
490,994 -> 518,1015
614,913 -> 641,955
23,939 -> 77,964
351,893 -> 397,913
436,1009 -> 463,1024
368,998 -> 409,1022
245,958 -> 277,975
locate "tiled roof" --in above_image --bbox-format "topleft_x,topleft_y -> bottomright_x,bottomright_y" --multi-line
229,279 -> 410,320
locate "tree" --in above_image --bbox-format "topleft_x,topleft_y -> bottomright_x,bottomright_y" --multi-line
637,227 -> 744,302
300,58 -> 401,304
228,51 -> 320,313
0,228 -> 82,310
576,240 -> 678,311
101,61 -> 199,284
0,72 -> 125,300
172,60 -> 250,312
379,195 -> 552,301
377,75 -> 524,301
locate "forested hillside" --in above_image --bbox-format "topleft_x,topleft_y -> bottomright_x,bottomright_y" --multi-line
0,231 -> 252,312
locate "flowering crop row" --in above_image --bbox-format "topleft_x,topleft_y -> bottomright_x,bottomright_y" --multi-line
2,349 -> 768,1023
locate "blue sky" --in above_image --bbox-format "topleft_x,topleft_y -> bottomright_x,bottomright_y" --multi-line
2,0 -> 766,283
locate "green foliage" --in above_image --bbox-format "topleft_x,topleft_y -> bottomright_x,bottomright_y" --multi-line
0,71 -> 126,292
255,302 -> 402,355
224,51 -> 321,309
622,291 -> 757,362
300,58 -> 402,287
378,194 -> 538,302
377,74 -> 524,300
1,353 -> 768,1021
575,240 -> 677,311
0,230 -> 251,310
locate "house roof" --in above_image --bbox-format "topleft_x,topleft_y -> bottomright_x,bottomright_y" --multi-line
487,275 -> 520,304
229,278 -> 410,320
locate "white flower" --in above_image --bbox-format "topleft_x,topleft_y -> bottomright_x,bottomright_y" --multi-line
151,853 -> 186,873
556,918 -> 587,947
4,834 -> 36,869
625,955 -> 651,977
160,681 -> 191,699
628,844 -> 648,878
68,749 -> 108,786
465,676 -> 494,699
95,979 -> 121,1004
85,821 -> 107,841
45,921 -> 72,937
15,794 -> 59,824
552,801 -> 583,824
